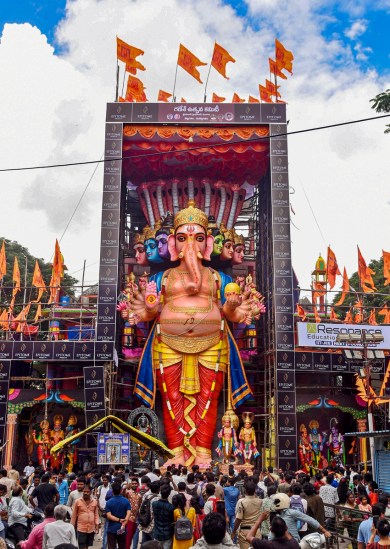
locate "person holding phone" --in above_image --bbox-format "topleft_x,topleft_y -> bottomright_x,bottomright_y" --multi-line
367,518 -> 390,548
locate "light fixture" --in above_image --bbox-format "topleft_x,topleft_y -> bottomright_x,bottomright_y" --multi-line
373,334 -> 384,343
353,351 -> 363,359
336,334 -> 350,342
367,351 -> 375,359
359,368 -> 366,379
350,334 -> 362,342
344,350 -> 353,359
375,350 -> 385,359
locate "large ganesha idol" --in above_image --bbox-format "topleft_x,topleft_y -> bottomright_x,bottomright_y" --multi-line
119,178 -> 265,467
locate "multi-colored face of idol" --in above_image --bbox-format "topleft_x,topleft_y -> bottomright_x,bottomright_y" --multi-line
156,232 -> 170,259
220,240 -> 233,261
134,244 -> 148,266
144,238 -> 163,264
212,233 -> 224,256
232,244 -> 244,265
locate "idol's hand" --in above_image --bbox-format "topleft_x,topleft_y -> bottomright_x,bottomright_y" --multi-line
145,281 -> 159,310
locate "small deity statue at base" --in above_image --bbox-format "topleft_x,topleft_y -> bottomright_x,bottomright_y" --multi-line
50,414 -> 64,470
239,412 -> 260,464
216,409 -> 240,464
33,420 -> 52,470
327,418 -> 344,467
64,415 -> 79,473
299,423 -> 312,473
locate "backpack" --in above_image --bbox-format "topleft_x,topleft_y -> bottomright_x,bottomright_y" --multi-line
138,495 -> 154,527
174,512 -> 193,541
186,485 -> 198,498
290,495 -> 306,530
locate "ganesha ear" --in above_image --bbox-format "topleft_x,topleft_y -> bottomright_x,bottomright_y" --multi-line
203,235 -> 214,262
168,234 -> 178,261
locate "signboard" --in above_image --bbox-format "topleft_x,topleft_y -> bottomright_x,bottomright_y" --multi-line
0,361 -> 10,446
297,322 -> 390,350
83,366 -> 106,429
97,433 -> 130,464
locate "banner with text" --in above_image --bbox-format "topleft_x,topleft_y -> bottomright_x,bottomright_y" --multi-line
83,366 -> 106,429
297,322 -> 390,350
97,433 -> 130,464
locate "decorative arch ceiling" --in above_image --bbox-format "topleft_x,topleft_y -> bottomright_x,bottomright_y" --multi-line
121,125 -> 270,185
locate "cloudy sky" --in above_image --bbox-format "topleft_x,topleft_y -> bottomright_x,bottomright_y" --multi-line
0,0 -> 389,298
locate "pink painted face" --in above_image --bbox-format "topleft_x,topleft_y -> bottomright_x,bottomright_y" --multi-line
232,244 -> 244,265
220,240 -> 233,261
175,224 -> 207,256
134,244 -> 148,266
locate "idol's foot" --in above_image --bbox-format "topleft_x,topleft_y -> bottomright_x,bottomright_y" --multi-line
163,446 -> 185,467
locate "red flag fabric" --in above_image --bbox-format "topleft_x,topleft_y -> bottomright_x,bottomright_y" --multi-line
259,85 -> 273,103
158,90 -> 172,102
125,59 -> 146,75
344,308 -> 353,324
12,256 -> 21,298
368,309 -> 377,326
212,93 -> 226,103
358,246 -> 376,292
334,267 -> 350,306
32,259 -> 47,302
269,58 -> 288,80
126,75 -> 147,102
313,306 -> 321,323
312,281 -> 326,303
326,246 -> 341,289
177,44 -> 207,84
232,93 -> 245,103
383,250 -> 390,286
211,42 -> 236,79
296,304 -> 307,321
248,95 -> 260,103
275,38 -> 294,74
48,240 -> 64,304
117,37 -> 144,64
265,79 -> 281,98
0,241 -> 6,280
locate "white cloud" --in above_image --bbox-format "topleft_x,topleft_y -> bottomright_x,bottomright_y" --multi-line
345,19 -> 368,40
0,0 -> 389,294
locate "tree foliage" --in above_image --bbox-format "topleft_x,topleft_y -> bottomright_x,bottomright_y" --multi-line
0,238 -> 78,311
370,89 -> 390,134
333,256 -> 390,321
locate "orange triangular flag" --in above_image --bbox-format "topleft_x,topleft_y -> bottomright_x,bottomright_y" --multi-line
383,250 -> 390,286
48,240 -> 64,304
15,303 -> 31,332
275,39 -> 294,74
329,307 -> 339,321
232,93 -> 245,103
259,85 -> 273,103
344,307 -> 353,324
354,299 -> 363,323
368,309 -> 377,326
313,306 -> 321,323
125,59 -> 146,75
116,37 -> 144,65
0,241 -> 6,280
181,98 -> 187,103
379,360 -> 390,396
34,303 -> 42,323
212,93 -> 226,103
334,267 -> 350,306
378,304 -> 390,324
265,79 -> 281,98
269,58 -> 287,80
32,259 -> 47,302
248,95 -> 260,103
326,246 -> 341,290
126,75 -> 147,102
118,97 -> 127,102
211,42 -> 236,79
296,304 -> 307,321
158,90 -> 172,102
312,281 -> 326,304
12,256 -> 21,298
0,309 -> 9,330
358,246 -> 376,292
177,44 -> 207,84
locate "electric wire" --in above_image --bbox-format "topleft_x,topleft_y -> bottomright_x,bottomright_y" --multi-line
0,113 -> 388,173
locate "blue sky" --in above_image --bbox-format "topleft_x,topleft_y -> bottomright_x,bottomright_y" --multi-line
1,0 -> 389,75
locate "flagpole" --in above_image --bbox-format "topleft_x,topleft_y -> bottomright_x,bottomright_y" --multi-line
115,64 -> 119,101
203,41 -> 214,102
121,69 -> 126,99
172,63 -> 179,102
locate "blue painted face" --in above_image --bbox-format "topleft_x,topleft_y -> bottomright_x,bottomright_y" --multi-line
144,238 -> 163,263
156,232 -> 170,259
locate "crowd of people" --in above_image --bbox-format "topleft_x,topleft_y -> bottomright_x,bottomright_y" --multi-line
0,461 -> 388,549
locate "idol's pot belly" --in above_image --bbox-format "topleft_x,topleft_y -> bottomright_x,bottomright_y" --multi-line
159,298 -> 221,338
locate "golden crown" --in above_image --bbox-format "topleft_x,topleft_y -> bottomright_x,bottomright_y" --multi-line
174,200 -> 208,232
143,225 -> 156,240
220,223 -> 235,242
133,232 -> 145,247
242,411 -> 254,424
233,230 -> 245,247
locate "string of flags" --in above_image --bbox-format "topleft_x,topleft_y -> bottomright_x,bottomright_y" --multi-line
296,247 -> 390,324
115,36 -> 294,103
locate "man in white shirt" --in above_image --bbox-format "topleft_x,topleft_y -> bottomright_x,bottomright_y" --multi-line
43,505 -> 77,549
23,461 -> 35,479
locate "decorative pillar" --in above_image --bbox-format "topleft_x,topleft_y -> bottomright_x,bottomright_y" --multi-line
3,413 -> 18,470
357,418 -> 368,470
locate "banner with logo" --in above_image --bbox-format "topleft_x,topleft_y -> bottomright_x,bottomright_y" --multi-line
83,366 -> 106,429
297,322 -> 390,350
97,433 -> 130,464
0,361 -> 10,448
